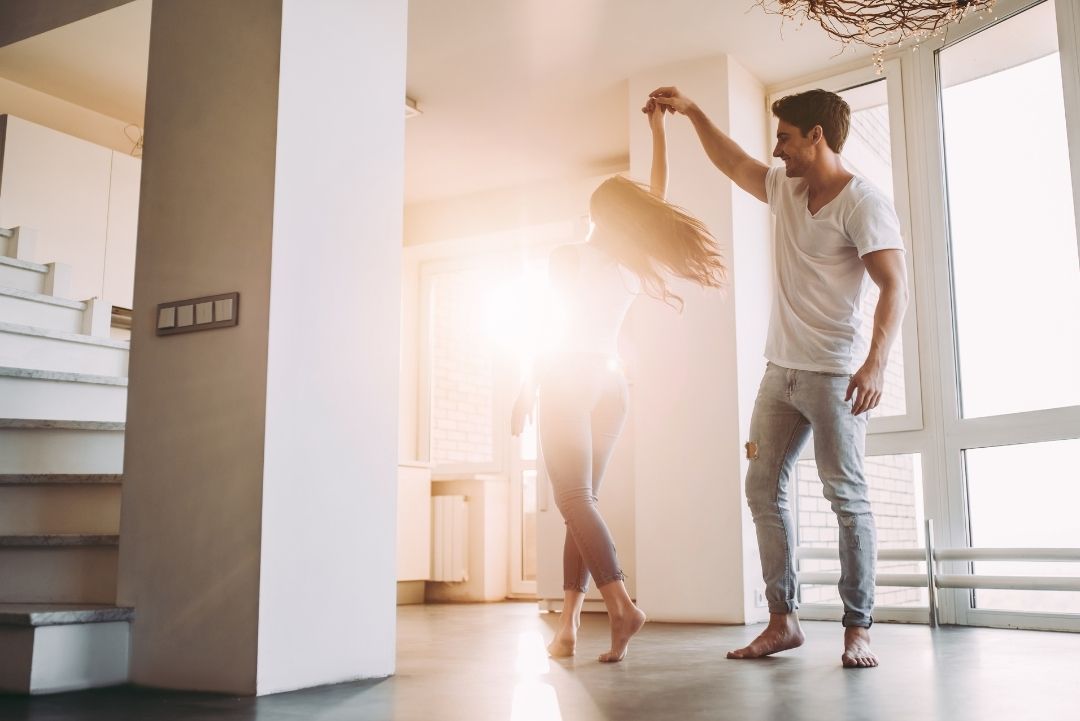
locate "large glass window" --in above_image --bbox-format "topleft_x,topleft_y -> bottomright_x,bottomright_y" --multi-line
940,0 -> 1080,419
965,439 -> 1080,614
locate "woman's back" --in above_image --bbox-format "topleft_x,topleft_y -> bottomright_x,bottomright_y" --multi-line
552,242 -> 641,358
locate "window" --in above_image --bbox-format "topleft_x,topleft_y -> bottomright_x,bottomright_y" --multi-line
965,439 -> 1080,614
939,0 -> 1080,419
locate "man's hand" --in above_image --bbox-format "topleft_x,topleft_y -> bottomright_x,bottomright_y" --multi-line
649,86 -> 696,115
846,361 -> 885,416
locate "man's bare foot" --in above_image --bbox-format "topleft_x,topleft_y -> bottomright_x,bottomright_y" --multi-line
598,606 -> 646,663
841,626 -> 878,668
727,613 -> 805,659
547,625 -> 577,658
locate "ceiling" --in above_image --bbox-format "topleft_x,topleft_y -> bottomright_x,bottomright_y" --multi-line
0,0 -> 876,205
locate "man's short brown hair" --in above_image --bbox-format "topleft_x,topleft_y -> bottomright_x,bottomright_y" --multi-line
771,89 -> 850,154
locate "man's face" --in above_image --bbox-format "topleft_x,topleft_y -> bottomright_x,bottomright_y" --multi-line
773,119 -> 816,177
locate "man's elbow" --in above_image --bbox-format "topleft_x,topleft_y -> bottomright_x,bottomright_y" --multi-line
885,278 -> 910,310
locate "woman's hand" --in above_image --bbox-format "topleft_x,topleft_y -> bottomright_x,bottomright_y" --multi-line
643,98 -> 667,135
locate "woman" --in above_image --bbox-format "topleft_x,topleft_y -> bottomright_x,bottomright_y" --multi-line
511,100 -> 727,663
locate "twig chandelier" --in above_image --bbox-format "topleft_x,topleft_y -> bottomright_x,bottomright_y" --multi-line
754,0 -> 998,69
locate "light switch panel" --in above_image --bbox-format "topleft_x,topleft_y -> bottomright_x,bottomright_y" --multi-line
195,301 -> 213,324
176,305 -> 194,327
157,306 -> 176,329
156,292 -> 240,336
214,298 -> 234,322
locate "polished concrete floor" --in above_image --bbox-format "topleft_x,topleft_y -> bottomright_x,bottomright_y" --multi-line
1,602 -> 1078,720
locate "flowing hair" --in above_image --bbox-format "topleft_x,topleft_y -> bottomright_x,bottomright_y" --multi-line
589,175 -> 727,310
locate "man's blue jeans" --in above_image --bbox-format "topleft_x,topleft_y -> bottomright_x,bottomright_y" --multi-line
745,362 -> 876,628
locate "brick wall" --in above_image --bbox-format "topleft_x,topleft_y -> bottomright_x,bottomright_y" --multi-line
429,271 -> 495,465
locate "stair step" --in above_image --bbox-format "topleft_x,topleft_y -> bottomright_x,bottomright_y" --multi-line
0,474 -> 122,485
0,321 -> 128,348
0,545 -> 117,604
0,256 -> 48,274
0,369 -> 128,423
0,419 -> 125,475
0,287 -> 86,334
0,603 -> 131,694
0,534 -> 119,548
0,256 -> 49,295
0,483 -> 121,534
0,419 -> 125,431
0,366 -> 127,386
0,604 -> 134,628
0,321 -> 129,382
0,286 -> 84,310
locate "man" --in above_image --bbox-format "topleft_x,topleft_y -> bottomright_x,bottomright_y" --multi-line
649,86 -> 908,668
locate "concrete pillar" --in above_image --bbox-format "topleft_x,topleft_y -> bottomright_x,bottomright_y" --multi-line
627,55 -> 774,623
118,0 -> 407,694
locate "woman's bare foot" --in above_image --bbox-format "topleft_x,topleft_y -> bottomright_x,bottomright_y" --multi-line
547,625 -> 578,658
841,626 -> 878,668
727,612 -> 805,659
598,606 -> 646,663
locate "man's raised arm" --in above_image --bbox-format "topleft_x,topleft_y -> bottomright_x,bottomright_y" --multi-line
650,86 -> 769,203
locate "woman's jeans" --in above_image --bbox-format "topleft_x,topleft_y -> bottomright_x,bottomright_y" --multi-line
745,362 -> 876,628
539,356 -> 628,593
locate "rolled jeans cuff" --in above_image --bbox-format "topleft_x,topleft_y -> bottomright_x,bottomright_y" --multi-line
842,612 -> 873,628
768,599 -> 798,615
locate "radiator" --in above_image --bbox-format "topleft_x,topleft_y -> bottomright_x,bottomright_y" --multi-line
431,495 -> 469,582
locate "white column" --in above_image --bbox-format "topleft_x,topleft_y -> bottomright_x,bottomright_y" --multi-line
118,0 -> 407,694
627,55 -> 773,623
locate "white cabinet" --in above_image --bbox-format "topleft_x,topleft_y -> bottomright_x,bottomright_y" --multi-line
396,462 -> 432,582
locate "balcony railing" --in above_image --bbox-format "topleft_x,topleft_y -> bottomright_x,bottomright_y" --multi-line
796,520 -> 1080,625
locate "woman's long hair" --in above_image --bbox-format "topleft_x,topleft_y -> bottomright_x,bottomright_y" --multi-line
589,175 -> 727,310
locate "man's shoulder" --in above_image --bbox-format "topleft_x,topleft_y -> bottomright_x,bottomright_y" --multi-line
846,175 -> 891,207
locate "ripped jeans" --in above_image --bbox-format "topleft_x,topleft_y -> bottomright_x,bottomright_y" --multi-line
745,362 -> 876,628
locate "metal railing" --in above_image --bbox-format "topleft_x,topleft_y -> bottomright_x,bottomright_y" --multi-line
796,520 -> 1080,626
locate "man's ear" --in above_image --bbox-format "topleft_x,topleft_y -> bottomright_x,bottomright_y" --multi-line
810,125 -> 823,144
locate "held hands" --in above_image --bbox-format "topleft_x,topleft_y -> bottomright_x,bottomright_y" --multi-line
648,86 -> 696,115
642,98 -> 667,134
510,388 -> 536,437
846,361 -> 885,416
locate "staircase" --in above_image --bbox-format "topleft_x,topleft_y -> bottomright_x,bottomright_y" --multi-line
0,226 -> 132,694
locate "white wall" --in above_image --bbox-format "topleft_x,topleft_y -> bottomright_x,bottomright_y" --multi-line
0,114 -> 140,307
726,57 -> 775,624
628,55 -> 772,623
256,0 -> 407,695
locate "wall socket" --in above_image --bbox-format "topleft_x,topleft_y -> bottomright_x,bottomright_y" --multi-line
754,589 -> 768,608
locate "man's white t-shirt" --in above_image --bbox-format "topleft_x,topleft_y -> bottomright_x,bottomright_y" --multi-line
764,165 -> 905,375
